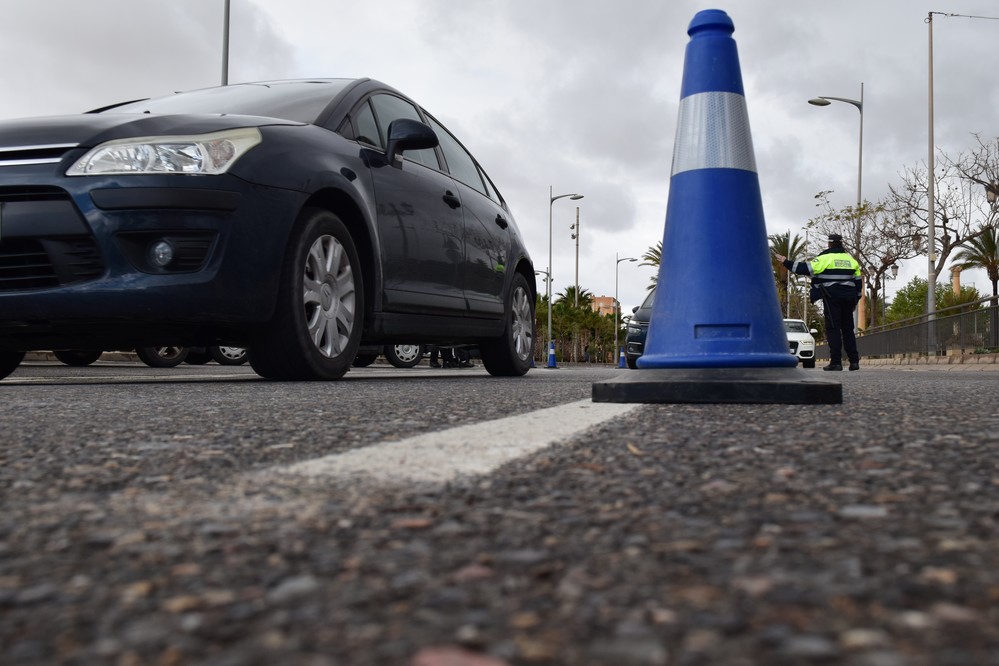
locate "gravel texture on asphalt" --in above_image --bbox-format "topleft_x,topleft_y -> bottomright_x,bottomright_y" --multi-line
1,366 -> 998,665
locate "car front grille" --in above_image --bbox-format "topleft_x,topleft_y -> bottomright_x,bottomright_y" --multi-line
0,143 -> 77,167
0,237 -> 103,290
0,187 -> 104,291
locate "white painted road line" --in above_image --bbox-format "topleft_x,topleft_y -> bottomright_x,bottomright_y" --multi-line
270,399 -> 641,485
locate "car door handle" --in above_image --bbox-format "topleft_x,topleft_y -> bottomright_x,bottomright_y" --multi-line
494,214 -> 508,229
443,191 -> 461,209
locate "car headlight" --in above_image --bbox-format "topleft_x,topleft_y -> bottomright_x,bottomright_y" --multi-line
67,127 -> 262,176
627,324 -> 641,334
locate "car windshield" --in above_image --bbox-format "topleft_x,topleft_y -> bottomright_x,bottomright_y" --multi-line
784,321 -> 808,333
100,79 -> 355,123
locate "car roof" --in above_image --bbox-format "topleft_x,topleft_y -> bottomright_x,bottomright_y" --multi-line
99,78 -> 391,126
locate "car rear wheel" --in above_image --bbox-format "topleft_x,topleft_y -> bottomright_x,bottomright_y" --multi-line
135,346 -> 189,368
480,273 -> 533,377
250,208 -> 364,380
0,351 -> 25,380
385,344 -> 423,368
210,346 -> 248,365
54,350 -> 103,366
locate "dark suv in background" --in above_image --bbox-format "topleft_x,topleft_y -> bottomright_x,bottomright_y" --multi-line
625,287 -> 655,369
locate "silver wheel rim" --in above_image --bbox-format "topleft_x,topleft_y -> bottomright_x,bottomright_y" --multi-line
393,344 -> 421,363
303,234 -> 356,359
217,346 -> 245,361
156,346 -> 186,361
510,285 -> 533,361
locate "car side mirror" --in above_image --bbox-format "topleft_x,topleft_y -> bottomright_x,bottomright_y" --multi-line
385,119 -> 438,168
809,328 -> 817,334
632,306 -> 639,313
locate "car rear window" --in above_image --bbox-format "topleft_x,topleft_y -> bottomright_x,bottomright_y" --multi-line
102,80 -> 354,123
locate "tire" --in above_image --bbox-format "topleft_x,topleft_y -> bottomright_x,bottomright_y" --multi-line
626,357 -> 638,370
385,344 -> 423,368
803,359 -> 816,369
184,349 -> 212,365
352,353 -> 377,368
249,208 -> 364,380
480,273 -> 534,377
0,351 -> 25,380
135,346 -> 189,368
210,346 -> 248,365
53,350 -> 103,366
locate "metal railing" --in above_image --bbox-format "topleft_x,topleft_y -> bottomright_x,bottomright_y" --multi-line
816,297 -> 999,360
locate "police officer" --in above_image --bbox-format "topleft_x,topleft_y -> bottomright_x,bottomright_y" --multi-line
776,234 -> 862,371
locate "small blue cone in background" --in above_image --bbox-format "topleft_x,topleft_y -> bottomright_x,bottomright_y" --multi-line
546,341 -> 557,369
593,9 -> 840,404
618,348 -> 627,368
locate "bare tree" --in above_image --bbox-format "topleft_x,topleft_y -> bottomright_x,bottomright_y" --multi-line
889,148 -> 995,293
808,192 -> 920,326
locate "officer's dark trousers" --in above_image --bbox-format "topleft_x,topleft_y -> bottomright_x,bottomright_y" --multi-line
824,297 -> 859,365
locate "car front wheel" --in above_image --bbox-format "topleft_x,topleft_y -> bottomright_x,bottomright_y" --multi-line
250,208 -> 364,380
54,350 -> 103,366
0,351 -> 25,380
480,273 -> 534,377
136,346 -> 189,368
385,344 -> 423,368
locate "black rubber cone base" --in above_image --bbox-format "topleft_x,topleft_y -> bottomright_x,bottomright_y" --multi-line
592,367 -> 841,404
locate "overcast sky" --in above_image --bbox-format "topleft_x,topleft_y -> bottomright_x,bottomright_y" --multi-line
2,0 -> 998,312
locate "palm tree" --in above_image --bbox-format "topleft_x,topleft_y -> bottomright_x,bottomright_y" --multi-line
554,287 -> 594,362
640,241 -> 661,290
768,231 -> 809,317
952,225 -> 999,302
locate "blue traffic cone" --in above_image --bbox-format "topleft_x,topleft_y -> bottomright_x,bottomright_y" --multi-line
594,9 -> 839,404
618,347 -> 627,368
545,341 -> 557,369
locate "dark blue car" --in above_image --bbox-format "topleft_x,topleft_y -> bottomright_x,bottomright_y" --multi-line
625,287 -> 655,369
0,79 -> 536,380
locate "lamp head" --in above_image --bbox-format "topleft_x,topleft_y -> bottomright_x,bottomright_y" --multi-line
808,98 -> 831,107
570,194 -> 584,200
986,181 -> 998,204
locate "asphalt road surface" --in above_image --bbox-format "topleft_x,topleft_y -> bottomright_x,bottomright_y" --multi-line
1,359 -> 997,665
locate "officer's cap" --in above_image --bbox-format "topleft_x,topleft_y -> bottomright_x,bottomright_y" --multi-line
828,233 -> 843,243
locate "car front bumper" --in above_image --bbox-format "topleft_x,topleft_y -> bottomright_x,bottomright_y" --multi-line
0,166 -> 306,348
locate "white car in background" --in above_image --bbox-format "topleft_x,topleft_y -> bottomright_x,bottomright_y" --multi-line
783,319 -> 817,368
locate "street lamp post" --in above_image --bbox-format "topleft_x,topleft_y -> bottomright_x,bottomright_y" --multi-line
615,254 -> 638,366
569,207 -> 580,363
808,82 -> 864,207
221,0 -> 230,85
548,186 -> 583,368
569,208 -> 582,306
534,268 -> 550,364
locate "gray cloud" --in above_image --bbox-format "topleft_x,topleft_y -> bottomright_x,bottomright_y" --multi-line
2,0 -> 996,309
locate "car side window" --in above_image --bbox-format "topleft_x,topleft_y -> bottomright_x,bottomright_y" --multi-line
369,94 -> 440,169
353,101 -> 381,148
427,116 -> 487,195
479,167 -> 503,205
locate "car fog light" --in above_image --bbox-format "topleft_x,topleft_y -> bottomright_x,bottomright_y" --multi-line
149,240 -> 175,267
